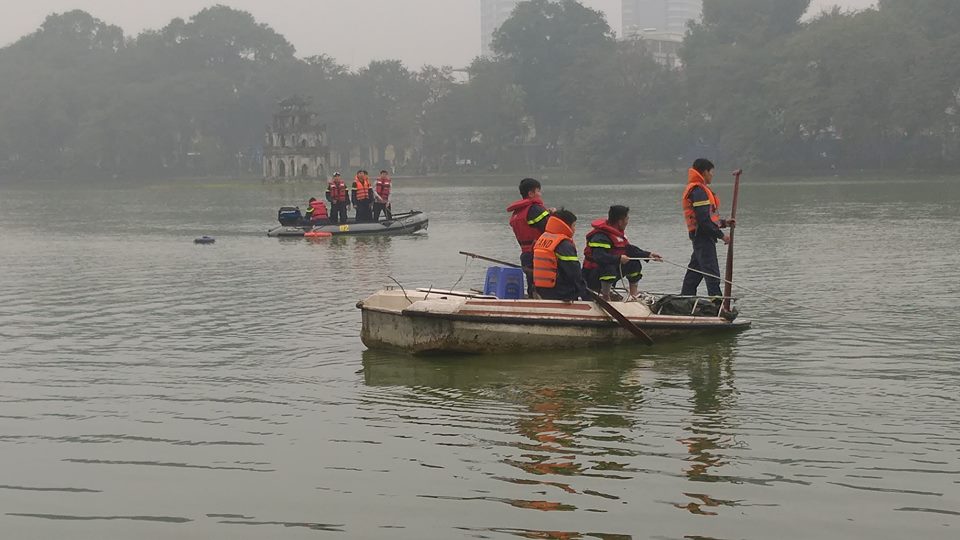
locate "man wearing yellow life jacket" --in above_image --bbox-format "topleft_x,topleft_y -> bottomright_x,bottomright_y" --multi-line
533,209 -> 588,302
681,158 -> 733,298
352,169 -> 374,222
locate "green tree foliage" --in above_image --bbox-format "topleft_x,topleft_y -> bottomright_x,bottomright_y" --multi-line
493,0 -> 615,155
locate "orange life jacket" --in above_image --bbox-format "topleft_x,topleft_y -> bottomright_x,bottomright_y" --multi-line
582,219 -> 629,271
507,197 -> 548,254
375,176 -> 391,200
309,199 -> 328,220
533,216 -> 575,289
354,176 -> 371,201
682,168 -> 722,234
328,178 -> 348,203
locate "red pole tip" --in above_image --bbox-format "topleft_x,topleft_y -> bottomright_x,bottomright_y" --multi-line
732,169 -> 743,176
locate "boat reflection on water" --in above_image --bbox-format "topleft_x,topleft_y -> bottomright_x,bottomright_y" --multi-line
360,334 -> 742,534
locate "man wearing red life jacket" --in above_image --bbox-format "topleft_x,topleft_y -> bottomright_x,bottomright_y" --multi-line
582,205 -> 662,300
533,209 -> 588,302
326,172 -> 350,224
507,178 -> 553,298
681,158 -> 733,298
304,197 -> 329,224
373,169 -> 393,221
351,170 -> 374,222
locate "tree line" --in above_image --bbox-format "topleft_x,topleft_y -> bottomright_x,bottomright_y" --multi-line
0,0 -> 957,181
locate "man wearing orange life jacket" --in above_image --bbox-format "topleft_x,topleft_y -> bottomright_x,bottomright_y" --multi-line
681,158 -> 733,298
507,178 -> 553,298
533,209 -> 588,302
372,169 -> 393,221
582,205 -> 662,300
304,197 -> 329,224
352,169 -> 374,222
326,172 -> 350,224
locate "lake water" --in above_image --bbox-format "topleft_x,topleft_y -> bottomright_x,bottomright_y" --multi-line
0,175 -> 958,539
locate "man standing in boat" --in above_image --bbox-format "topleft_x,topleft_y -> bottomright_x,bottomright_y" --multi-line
372,170 -> 393,221
352,170 -> 374,222
583,205 -> 662,300
681,158 -> 733,299
507,178 -> 553,298
533,210 -> 589,302
326,172 -> 350,224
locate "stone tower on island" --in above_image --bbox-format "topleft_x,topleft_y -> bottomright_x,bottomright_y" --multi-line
263,96 -> 330,181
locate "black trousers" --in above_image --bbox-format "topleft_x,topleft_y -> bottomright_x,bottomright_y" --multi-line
585,245 -> 645,291
681,237 -> 722,297
330,203 -> 349,224
355,201 -> 372,222
373,202 -> 392,221
520,252 -> 534,298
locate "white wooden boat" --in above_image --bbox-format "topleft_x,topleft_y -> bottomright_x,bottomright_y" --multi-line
358,288 -> 750,355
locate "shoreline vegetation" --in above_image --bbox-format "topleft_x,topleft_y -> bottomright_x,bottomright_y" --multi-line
4,170 -> 956,192
1,1 -> 958,183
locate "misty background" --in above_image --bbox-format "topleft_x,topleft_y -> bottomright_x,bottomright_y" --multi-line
1,0 -> 953,181
0,0 -> 877,67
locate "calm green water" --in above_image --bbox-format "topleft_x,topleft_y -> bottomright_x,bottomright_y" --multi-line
0,175 -> 958,539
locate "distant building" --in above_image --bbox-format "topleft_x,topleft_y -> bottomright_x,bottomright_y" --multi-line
633,30 -> 684,69
263,97 -> 330,181
622,0 -> 702,36
480,0 -> 520,56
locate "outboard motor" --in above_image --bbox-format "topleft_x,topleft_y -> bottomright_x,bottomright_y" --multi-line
278,206 -> 303,226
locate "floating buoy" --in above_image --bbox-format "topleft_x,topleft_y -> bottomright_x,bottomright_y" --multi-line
304,231 -> 332,238
194,236 -> 216,245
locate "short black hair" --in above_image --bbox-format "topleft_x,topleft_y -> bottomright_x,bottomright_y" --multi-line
380,170 -> 388,174
692,158 -> 715,174
519,177 -> 541,198
608,205 -> 630,222
309,197 -> 316,202
554,208 -> 577,226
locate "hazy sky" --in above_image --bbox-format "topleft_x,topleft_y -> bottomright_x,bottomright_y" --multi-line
0,0 -> 877,68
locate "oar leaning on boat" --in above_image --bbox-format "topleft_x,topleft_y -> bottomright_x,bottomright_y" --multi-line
458,251 -> 654,346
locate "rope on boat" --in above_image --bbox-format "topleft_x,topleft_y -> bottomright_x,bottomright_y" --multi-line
450,254 -> 474,293
387,275 -> 413,305
629,257 -> 846,317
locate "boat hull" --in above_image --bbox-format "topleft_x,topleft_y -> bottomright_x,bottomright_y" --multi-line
268,211 -> 428,237
359,289 -> 750,355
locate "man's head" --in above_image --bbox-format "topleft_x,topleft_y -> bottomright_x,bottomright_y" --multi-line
607,205 -> 630,231
380,169 -> 389,178
519,177 -> 542,199
692,158 -> 715,184
554,208 -> 577,234
309,197 -> 316,203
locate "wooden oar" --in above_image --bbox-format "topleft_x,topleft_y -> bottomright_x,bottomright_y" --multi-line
723,169 -> 743,313
459,251 -> 654,346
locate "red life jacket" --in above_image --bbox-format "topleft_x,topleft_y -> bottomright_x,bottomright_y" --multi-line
682,168 -> 722,234
354,176 -> 371,201
582,219 -> 629,270
533,216 -> 575,289
507,197 -> 548,254
375,176 -> 391,201
309,199 -> 328,221
328,178 -> 348,203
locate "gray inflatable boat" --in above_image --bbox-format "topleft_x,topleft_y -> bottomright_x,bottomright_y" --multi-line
267,210 -> 429,238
